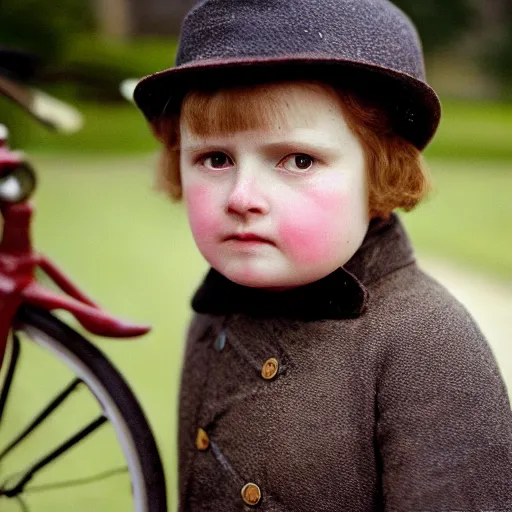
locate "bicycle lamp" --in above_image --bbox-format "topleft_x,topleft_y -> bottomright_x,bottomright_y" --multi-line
0,125 -> 36,203
0,163 -> 36,203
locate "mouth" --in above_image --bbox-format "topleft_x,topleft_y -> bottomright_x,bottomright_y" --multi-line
225,233 -> 275,245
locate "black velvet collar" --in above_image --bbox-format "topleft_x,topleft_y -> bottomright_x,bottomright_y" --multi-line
191,213 -> 415,320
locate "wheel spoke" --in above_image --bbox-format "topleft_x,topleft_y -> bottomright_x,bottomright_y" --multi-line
0,333 -> 21,425
1,414 -> 107,498
1,306 -> 169,510
24,466 -> 128,494
0,378 -> 82,461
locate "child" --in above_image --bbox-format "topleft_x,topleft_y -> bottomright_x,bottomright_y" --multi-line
134,0 -> 512,510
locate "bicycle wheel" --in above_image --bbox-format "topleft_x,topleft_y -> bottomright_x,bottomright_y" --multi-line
0,305 -> 167,511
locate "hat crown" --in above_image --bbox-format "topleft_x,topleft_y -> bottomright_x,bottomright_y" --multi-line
177,0 -> 425,81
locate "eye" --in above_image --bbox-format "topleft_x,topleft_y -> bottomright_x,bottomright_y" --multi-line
200,152 -> 233,170
280,154 -> 315,173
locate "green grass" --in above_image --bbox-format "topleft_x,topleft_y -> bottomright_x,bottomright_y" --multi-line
3,101 -> 159,154
425,100 -> 512,161
0,154 -> 510,511
403,159 -> 512,279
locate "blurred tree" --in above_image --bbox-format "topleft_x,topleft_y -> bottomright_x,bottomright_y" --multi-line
392,0 -> 476,54
491,28 -> 512,83
0,0 -> 95,63
479,2 -> 512,97
0,0 -> 95,147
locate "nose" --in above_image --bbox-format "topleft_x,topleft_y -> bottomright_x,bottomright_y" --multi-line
226,171 -> 269,218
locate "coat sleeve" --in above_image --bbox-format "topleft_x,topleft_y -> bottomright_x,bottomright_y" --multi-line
376,301 -> 512,511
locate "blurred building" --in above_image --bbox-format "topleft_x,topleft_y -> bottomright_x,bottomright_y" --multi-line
95,0 -> 196,38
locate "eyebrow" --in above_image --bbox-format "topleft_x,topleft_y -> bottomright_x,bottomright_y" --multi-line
181,139 -> 340,157
261,140 -> 339,156
182,143 -> 225,154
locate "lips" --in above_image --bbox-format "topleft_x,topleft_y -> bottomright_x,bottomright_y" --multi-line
225,233 -> 274,244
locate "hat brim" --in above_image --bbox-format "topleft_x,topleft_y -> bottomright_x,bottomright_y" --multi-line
134,56 -> 441,150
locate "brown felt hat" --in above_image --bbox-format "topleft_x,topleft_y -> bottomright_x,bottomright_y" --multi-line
134,0 -> 441,150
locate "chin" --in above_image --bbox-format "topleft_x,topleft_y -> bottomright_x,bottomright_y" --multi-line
224,271 -> 280,289
215,263 -> 284,289
219,264 -> 325,290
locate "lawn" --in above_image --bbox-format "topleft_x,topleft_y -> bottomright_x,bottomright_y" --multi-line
0,153 -> 510,511
404,158 -> 512,279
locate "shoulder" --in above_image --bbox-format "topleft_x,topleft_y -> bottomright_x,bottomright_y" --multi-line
366,262 -> 507,391
367,261 -> 487,347
371,264 -> 512,509
366,262 -> 510,404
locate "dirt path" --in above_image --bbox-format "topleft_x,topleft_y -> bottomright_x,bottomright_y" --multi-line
418,255 -> 512,399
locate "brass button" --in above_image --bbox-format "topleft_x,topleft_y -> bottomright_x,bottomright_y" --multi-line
241,482 -> 261,506
196,428 -> 209,451
261,357 -> 279,380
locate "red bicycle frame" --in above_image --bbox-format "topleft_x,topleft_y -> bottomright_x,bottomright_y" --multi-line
0,136 -> 150,369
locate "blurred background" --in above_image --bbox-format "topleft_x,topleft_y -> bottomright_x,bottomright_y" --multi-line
0,0 -> 510,510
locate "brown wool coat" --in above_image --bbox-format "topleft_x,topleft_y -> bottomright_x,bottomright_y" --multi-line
178,214 -> 512,511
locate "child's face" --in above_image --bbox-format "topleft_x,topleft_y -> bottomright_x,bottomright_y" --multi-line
179,83 -> 370,289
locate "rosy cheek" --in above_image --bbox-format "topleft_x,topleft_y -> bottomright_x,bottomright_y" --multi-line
277,187 -> 348,265
184,184 -> 220,241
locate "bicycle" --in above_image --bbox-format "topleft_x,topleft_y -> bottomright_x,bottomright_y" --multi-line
0,48 -> 167,511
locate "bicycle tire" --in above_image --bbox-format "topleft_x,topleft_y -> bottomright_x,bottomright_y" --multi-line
11,305 -> 167,512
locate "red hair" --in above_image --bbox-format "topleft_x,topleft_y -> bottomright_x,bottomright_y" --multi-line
152,80 -> 430,218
